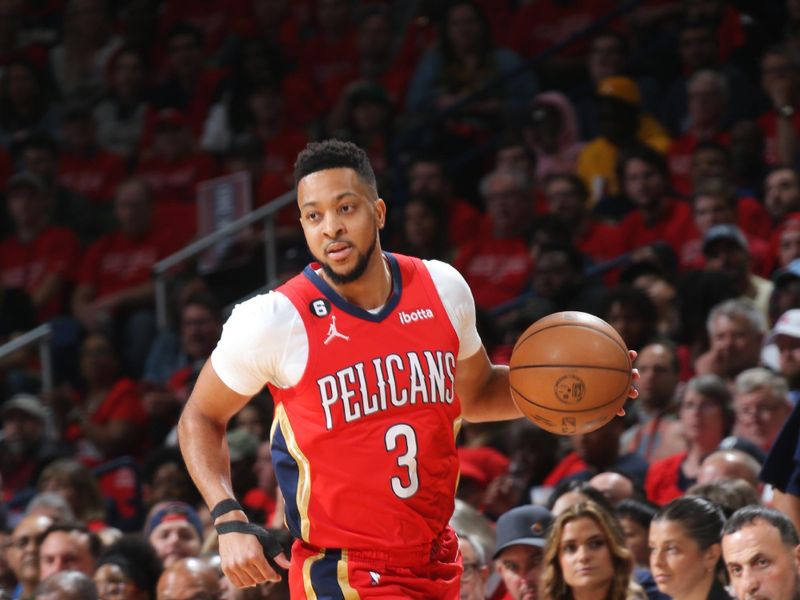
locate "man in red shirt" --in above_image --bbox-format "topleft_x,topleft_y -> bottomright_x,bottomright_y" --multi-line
757,46 -> 800,168
542,173 -> 621,265
57,105 -> 126,206
72,177 -> 180,376
618,146 -> 693,256
456,169 -> 534,310
136,109 -> 217,245
406,156 -> 485,250
679,177 -> 773,276
764,167 -> 800,225
667,70 -> 731,196
151,23 -> 228,137
0,172 -> 80,321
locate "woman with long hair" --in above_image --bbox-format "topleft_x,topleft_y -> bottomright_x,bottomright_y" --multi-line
541,501 -> 644,600
648,496 -> 729,600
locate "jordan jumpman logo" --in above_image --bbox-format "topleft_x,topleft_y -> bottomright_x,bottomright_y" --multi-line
324,314 -> 350,344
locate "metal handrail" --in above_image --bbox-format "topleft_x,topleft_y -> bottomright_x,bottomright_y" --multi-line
152,189 -> 296,329
0,323 -> 54,392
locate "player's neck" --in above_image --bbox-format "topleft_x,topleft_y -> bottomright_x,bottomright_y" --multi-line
324,252 -> 392,310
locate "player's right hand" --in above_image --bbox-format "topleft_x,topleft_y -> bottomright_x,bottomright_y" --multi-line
217,529 -> 291,588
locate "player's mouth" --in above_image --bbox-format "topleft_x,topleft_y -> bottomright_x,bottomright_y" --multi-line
326,242 -> 353,261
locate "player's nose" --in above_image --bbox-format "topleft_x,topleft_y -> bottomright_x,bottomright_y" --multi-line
322,211 -> 344,237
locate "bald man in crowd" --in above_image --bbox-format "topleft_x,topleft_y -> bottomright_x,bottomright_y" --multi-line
697,449 -> 762,491
156,557 -> 220,600
589,472 -> 637,506
35,571 -> 97,600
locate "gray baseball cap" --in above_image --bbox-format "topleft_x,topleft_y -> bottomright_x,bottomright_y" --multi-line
493,505 -> 553,559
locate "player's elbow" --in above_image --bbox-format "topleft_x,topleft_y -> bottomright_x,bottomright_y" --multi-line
177,401 -> 223,446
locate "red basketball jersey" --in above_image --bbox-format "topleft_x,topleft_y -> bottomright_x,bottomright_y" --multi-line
268,253 -> 462,550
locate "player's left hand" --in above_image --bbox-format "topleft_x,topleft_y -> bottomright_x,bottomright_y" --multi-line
616,350 -> 639,417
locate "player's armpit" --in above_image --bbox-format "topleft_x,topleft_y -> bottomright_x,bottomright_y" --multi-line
456,346 -> 521,423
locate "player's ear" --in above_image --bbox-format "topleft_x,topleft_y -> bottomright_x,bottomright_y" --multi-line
375,198 -> 387,229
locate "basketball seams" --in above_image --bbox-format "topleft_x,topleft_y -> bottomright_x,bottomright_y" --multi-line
512,322 -> 629,360
509,365 -> 631,373
509,374 -> 631,414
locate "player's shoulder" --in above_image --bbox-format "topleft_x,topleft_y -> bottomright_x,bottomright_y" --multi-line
421,258 -> 466,284
421,259 -> 473,305
227,289 -> 299,327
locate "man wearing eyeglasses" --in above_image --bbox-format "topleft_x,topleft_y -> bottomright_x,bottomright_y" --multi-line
733,367 -> 792,453
5,514 -> 53,600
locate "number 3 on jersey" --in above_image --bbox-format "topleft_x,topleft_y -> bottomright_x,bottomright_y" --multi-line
385,424 -> 419,499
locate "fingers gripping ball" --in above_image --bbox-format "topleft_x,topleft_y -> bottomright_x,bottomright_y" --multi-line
509,311 -> 632,435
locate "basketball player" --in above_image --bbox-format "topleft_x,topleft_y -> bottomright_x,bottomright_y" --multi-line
177,140 -> 638,598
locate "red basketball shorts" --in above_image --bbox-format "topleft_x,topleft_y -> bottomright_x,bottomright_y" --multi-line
288,527 -> 462,599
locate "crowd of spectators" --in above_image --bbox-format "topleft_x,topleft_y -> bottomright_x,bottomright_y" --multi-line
4,0 -> 800,599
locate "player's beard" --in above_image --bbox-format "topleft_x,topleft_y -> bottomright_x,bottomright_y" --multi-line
317,229 -> 378,285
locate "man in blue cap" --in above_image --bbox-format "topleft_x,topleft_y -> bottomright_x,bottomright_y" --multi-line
493,505 -> 553,600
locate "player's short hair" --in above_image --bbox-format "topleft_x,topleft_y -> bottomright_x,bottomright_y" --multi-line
722,505 -> 800,547
293,139 -> 377,192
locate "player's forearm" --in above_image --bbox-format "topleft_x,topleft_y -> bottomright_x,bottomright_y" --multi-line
462,364 -> 523,423
177,402 -> 240,511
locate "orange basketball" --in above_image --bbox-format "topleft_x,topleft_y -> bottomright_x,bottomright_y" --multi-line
509,311 -> 632,436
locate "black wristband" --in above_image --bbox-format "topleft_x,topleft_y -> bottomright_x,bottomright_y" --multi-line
215,520 -> 284,561
210,498 -> 243,520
